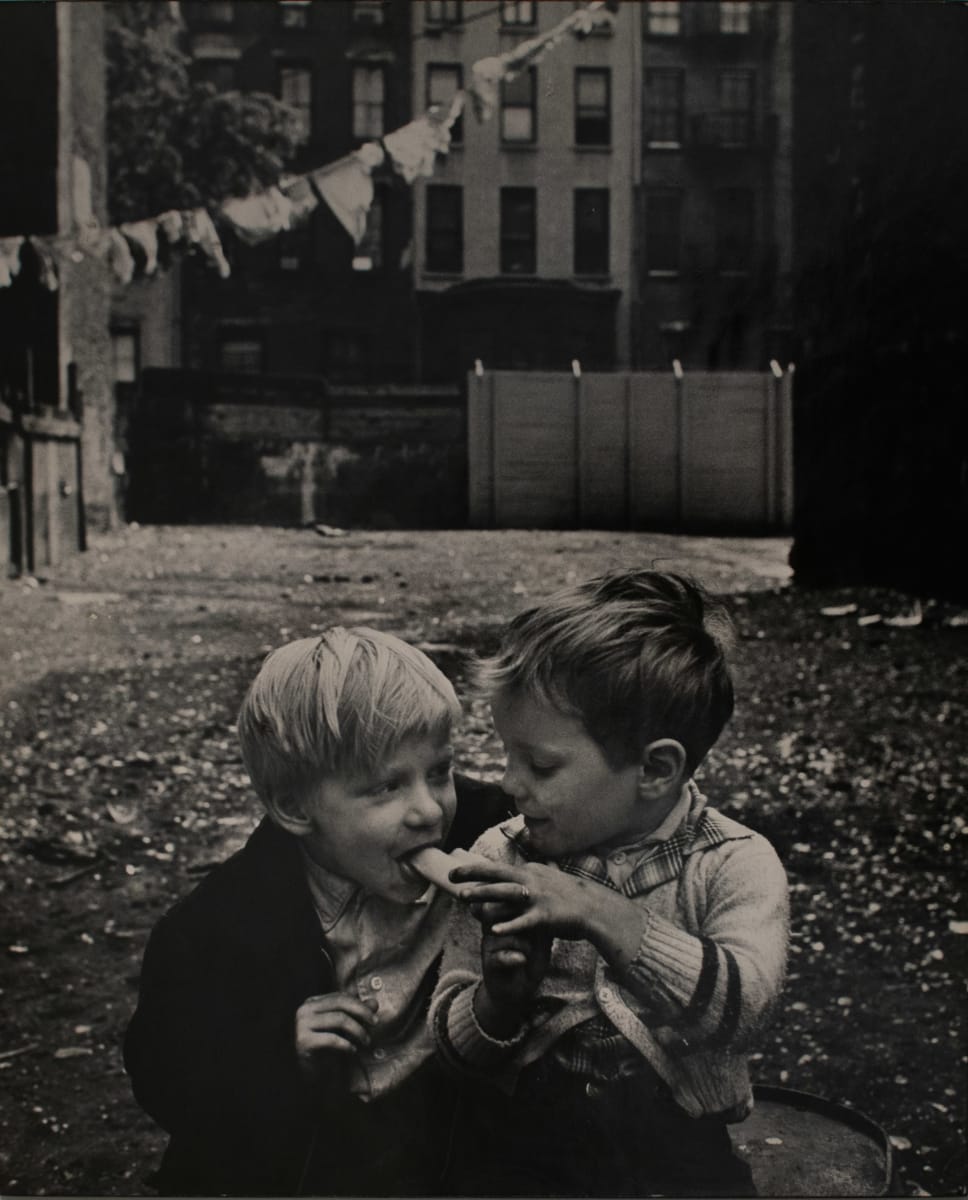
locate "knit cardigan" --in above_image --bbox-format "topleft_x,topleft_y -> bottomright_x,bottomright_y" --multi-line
429,785 -> 789,1120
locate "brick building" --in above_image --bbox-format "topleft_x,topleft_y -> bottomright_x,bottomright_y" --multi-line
412,0 -> 635,378
634,0 -> 793,369
178,0 -> 417,382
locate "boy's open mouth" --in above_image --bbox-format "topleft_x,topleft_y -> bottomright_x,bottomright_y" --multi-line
397,845 -> 439,883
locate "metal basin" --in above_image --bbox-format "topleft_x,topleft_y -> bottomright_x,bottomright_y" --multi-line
730,1086 -> 894,1197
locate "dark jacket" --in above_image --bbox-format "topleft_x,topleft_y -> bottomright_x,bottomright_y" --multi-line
123,774 -> 510,1197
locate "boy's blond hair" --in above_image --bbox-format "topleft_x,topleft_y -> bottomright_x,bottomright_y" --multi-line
238,626 -> 461,808
476,569 -> 735,774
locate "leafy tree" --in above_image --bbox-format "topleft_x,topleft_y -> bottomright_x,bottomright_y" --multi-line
106,2 -> 299,224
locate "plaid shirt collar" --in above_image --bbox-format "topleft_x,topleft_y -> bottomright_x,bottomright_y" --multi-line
502,781 -> 742,899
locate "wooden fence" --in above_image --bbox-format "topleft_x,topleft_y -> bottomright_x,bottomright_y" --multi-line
468,369 -> 794,532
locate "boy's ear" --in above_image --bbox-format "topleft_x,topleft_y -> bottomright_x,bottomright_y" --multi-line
638,738 -> 688,796
264,790 -> 314,838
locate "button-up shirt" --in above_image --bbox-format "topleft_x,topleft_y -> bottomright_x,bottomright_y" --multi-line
301,850 -> 451,1100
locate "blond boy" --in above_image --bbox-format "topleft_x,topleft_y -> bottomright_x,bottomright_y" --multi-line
124,628 -> 507,1197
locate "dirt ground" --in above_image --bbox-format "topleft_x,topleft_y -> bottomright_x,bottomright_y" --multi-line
0,524 -> 964,1197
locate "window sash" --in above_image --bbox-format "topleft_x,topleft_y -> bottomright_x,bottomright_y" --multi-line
426,186 -> 463,273
427,64 -> 463,142
425,0 -> 461,25
501,68 -> 536,142
575,69 -> 610,145
501,1 -> 535,25
279,65 -> 312,142
352,66 -> 385,139
719,1 -> 752,35
500,188 -> 536,274
718,70 -> 754,144
645,69 -> 683,144
647,1 -> 681,36
574,189 -> 609,275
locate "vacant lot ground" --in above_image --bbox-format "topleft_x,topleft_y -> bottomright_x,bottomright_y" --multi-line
0,524 -> 964,1196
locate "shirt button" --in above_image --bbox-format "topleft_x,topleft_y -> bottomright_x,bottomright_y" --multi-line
370,975 -> 384,991
611,851 -> 627,865
599,986 -> 613,1003
372,1047 -> 386,1061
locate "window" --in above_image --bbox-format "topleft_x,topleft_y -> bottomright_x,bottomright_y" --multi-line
353,191 -> 384,271
196,58 -> 238,92
719,1 -> 751,35
500,187 -> 536,274
426,185 -> 463,273
279,64 -> 312,144
718,70 -> 754,146
645,190 -> 682,274
646,1 -> 680,36
645,69 -> 683,146
219,333 -> 264,374
716,188 -> 754,272
574,189 -> 609,275
424,0 -> 461,26
501,1 -> 535,26
501,68 -> 536,143
278,0 -> 311,29
427,64 -> 463,143
110,329 -> 139,384
352,66 -> 385,140
575,69 -> 610,146
351,0 -> 385,25
205,1 -> 235,24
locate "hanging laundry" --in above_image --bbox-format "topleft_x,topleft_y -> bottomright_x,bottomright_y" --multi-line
279,174 -> 319,226
0,236 -> 24,288
156,209 -> 185,247
383,111 -> 452,184
27,237 -> 59,291
468,2 -> 606,120
120,220 -> 160,274
184,208 -> 231,278
106,228 -> 136,285
221,186 -> 294,245
312,151 -> 379,244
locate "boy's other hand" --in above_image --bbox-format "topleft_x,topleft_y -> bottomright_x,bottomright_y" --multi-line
295,992 -> 379,1080
453,859 -> 647,971
473,900 -> 551,1036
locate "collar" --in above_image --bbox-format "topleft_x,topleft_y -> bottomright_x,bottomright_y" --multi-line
299,846 -> 359,932
502,782 -> 752,897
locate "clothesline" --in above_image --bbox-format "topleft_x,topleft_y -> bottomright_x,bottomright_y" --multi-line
0,1 -> 615,292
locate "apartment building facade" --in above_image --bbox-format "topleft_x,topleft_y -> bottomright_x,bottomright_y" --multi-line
412,0 -> 636,378
178,0 -> 416,382
635,0 -> 793,368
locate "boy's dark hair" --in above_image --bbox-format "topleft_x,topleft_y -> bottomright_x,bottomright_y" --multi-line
476,569 -> 735,774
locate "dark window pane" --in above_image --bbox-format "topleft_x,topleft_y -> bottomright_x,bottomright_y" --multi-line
575,68 -> 610,146
501,1 -> 535,25
501,68 -> 536,142
426,185 -> 463,273
500,187 -> 536,274
718,70 -> 754,145
574,189 -> 609,275
425,0 -> 461,25
645,190 -> 682,273
427,64 -> 463,143
219,335 -> 264,373
645,69 -> 683,144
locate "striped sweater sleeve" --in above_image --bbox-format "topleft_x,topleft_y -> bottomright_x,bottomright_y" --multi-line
613,837 -> 789,1052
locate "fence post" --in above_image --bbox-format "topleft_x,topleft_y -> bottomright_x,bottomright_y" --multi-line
673,359 -> 685,526
766,361 -> 782,527
623,372 -> 632,529
572,360 -> 582,526
779,363 -> 795,529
